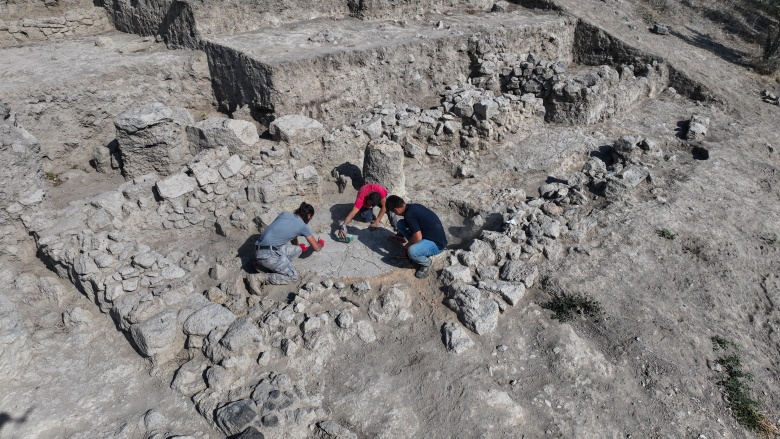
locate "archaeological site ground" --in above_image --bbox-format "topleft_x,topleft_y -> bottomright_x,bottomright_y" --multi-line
2,0 -> 780,437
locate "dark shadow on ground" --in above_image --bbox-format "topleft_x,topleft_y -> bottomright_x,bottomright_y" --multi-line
238,234 -> 261,272
675,119 -> 689,139
671,27 -> 750,67
545,176 -> 569,185
699,1 -> 773,46
333,162 -> 363,191
0,408 -> 32,433
326,203 -> 412,267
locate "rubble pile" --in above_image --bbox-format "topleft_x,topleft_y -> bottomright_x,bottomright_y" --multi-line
761,89 -> 780,106
436,134 -> 661,348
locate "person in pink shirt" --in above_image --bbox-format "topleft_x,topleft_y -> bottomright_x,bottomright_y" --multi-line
337,183 -> 397,238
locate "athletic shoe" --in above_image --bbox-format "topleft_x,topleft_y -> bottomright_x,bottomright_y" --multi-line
415,265 -> 431,279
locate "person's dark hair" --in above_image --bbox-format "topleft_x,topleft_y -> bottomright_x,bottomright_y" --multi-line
366,192 -> 381,207
294,202 -> 315,223
385,195 -> 405,210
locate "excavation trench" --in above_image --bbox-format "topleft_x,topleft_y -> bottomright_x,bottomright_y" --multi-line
3,2 -> 721,437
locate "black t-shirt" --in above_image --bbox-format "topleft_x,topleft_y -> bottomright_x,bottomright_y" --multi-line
404,204 -> 447,249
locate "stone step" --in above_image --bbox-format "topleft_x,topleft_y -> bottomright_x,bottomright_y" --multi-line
203,11 -> 575,126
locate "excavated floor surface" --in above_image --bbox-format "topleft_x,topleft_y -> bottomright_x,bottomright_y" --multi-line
204,12 -> 567,64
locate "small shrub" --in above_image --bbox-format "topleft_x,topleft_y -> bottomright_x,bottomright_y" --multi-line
44,172 -> 60,185
711,336 -> 779,436
657,228 -> 676,240
711,335 -> 737,350
540,293 -> 602,322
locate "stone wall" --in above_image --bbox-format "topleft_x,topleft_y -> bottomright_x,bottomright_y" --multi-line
0,7 -> 111,47
205,14 -> 575,127
573,19 -> 715,103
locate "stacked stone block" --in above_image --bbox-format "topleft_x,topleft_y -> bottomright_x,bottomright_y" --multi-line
0,8 -> 111,47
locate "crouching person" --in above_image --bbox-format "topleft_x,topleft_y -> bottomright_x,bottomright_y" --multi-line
386,195 -> 447,279
252,202 -> 324,286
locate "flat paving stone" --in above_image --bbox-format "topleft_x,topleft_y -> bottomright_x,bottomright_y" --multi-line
297,222 -> 409,278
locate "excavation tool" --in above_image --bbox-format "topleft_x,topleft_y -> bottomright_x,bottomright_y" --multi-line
335,223 -> 354,243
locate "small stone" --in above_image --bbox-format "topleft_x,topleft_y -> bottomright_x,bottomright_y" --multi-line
351,280 -> 371,293
262,414 -> 279,427
356,320 -> 376,343
652,23 -> 669,35
442,322 -> 474,353
336,312 -> 353,329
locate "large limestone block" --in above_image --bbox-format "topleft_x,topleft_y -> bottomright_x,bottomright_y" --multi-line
268,114 -> 325,145
114,102 -> 194,179
183,303 -> 237,336
215,399 -> 258,436
130,310 -> 179,358
444,284 -> 499,335
156,172 -> 197,200
171,358 -> 208,395
362,138 -> 406,197
186,117 -> 258,154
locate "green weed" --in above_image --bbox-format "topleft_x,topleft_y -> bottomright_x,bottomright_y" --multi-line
657,228 -> 676,240
711,336 -> 779,436
711,335 -> 737,350
540,293 -> 602,322
44,172 -> 60,185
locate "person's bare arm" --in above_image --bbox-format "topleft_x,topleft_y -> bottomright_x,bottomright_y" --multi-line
343,206 -> 360,227
404,231 -> 423,250
372,198 -> 387,229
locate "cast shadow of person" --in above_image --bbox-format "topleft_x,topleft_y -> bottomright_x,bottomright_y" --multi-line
238,234 -> 260,272
0,408 -> 32,433
327,203 -> 413,268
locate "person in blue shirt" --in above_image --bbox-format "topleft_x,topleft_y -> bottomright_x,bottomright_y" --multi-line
386,195 -> 447,279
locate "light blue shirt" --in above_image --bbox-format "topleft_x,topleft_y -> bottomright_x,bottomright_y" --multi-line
256,212 -> 312,247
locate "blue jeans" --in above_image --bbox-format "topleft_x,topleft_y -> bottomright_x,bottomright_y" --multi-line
397,219 -> 442,267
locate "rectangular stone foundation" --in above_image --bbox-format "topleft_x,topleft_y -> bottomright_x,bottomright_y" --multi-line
203,12 -> 575,126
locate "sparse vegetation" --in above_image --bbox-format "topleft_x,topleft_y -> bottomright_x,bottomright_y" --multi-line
540,293 -> 602,322
657,228 -> 676,240
44,171 -> 60,185
712,335 -> 738,350
711,336 -> 779,436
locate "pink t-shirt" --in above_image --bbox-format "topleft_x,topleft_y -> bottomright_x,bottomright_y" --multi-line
354,183 -> 388,209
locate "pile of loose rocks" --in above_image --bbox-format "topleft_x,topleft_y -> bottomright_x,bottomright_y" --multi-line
761,89 -> 780,106
437,134 -> 660,352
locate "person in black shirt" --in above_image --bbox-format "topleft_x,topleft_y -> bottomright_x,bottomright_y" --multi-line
386,195 -> 447,278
